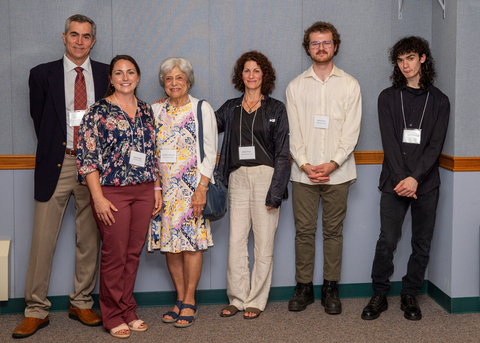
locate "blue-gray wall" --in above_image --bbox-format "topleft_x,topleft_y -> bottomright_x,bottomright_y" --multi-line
1,0 -> 480,304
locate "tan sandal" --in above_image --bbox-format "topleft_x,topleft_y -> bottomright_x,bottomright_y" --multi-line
128,319 -> 147,332
110,323 -> 130,339
244,307 -> 262,319
220,304 -> 239,317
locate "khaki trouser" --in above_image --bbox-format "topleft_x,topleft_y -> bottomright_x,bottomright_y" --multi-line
226,166 -> 280,311
292,181 -> 350,283
24,154 -> 100,319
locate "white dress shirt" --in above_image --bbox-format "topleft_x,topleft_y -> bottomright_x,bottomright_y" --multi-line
286,65 -> 362,185
64,55 -> 95,149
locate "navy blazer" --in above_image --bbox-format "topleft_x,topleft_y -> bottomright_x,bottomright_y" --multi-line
29,58 -> 109,202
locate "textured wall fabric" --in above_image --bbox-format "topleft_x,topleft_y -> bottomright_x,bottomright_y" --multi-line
2,0 -> 451,155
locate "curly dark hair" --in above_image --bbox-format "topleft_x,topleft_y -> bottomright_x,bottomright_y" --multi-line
303,21 -> 341,57
232,51 -> 276,95
389,36 -> 436,89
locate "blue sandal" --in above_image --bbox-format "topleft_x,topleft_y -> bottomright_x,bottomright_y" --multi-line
174,303 -> 198,328
162,300 -> 182,323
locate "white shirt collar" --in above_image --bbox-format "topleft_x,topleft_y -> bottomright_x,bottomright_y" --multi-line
63,54 -> 92,73
304,64 -> 340,82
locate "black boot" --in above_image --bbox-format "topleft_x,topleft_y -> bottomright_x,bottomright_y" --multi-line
361,294 -> 388,320
288,282 -> 314,311
401,294 -> 422,320
321,280 -> 342,314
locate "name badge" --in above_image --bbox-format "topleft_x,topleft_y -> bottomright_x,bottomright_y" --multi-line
68,110 -> 86,126
239,146 -> 256,160
160,150 -> 176,163
314,115 -> 329,129
403,129 -> 422,144
129,150 -> 146,167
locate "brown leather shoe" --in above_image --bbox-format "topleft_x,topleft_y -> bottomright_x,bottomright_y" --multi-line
69,305 -> 102,326
12,316 -> 50,338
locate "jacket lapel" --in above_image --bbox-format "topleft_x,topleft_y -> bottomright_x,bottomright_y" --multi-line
48,59 -> 66,137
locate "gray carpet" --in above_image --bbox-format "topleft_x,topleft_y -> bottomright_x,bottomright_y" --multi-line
2,296 -> 480,342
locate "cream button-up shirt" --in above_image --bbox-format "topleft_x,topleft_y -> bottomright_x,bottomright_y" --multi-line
286,65 -> 362,185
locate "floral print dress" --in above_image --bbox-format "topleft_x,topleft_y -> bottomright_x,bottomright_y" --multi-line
148,101 -> 213,253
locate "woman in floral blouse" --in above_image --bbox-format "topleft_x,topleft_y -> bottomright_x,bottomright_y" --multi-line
147,57 -> 217,328
77,55 -> 161,339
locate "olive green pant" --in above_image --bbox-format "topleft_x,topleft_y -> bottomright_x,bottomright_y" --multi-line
292,181 -> 350,283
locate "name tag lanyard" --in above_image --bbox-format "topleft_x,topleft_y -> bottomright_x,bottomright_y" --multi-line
113,94 -> 146,158
401,91 -> 429,144
239,104 -> 259,160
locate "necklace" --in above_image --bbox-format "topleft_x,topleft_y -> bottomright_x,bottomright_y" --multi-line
113,93 -> 137,118
168,98 -> 191,108
243,97 -> 261,113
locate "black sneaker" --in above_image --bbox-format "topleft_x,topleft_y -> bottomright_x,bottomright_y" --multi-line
361,294 -> 388,320
288,282 -> 314,311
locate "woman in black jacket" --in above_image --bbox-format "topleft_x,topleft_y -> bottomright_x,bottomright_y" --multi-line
216,51 -> 290,319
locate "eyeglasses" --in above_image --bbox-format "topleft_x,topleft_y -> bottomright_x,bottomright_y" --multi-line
309,40 -> 333,49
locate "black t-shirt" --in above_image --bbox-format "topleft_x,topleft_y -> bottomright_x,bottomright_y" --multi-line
229,105 -> 273,172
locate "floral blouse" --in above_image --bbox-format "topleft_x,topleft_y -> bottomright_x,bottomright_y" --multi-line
76,98 -> 157,186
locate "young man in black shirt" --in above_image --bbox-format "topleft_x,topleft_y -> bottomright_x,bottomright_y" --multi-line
361,36 -> 449,321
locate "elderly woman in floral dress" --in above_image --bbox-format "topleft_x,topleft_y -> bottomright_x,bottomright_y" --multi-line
148,57 -> 217,328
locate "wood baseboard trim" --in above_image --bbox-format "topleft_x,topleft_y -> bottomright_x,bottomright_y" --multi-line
1,153 -> 479,171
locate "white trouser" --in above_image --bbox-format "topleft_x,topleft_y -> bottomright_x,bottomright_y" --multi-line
227,165 -> 280,311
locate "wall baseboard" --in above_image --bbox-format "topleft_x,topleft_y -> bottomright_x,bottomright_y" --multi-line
4,280 -> 477,315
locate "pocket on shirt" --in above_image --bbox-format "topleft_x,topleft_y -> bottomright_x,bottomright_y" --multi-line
329,99 -> 347,121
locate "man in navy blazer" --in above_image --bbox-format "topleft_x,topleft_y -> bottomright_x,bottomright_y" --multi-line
13,14 -> 109,339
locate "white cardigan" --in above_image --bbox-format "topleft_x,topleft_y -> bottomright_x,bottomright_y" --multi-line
152,95 -> 218,184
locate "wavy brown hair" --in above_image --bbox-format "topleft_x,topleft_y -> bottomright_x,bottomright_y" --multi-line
303,21 -> 341,57
232,51 -> 276,95
389,36 -> 436,89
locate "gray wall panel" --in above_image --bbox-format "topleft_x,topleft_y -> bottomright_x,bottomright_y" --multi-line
0,1 -> 12,155
12,170 -> 34,298
209,0 -> 303,110
432,0 -> 457,157
0,170 -> 15,298
391,0 -> 432,42
302,1 -> 391,152
4,0 -> 480,303
428,168 -> 454,296
9,0 -> 113,155
110,0 -> 211,105
455,0 -> 480,157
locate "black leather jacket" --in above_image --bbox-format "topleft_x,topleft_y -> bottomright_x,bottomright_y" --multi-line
216,95 -> 290,208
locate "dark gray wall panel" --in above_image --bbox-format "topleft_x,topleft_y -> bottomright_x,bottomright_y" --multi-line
0,1 -> 12,155
302,0 -> 391,152
9,0 -> 112,155
432,0 -> 457,157
455,0 -> 480,157
110,0 -> 211,106
209,0 -> 303,111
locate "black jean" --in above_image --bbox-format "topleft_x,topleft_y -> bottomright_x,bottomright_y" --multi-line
371,187 -> 439,296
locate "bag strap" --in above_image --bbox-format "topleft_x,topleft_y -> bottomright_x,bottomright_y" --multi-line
197,100 -> 205,163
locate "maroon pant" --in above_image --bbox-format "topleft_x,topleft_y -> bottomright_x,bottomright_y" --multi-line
91,182 -> 154,330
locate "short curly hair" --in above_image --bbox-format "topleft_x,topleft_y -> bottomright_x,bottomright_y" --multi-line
232,51 -> 276,95
389,36 -> 436,89
303,21 -> 341,57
